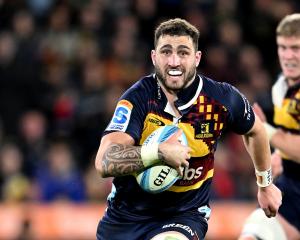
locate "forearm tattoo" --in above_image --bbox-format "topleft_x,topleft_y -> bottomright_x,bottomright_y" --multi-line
102,143 -> 144,177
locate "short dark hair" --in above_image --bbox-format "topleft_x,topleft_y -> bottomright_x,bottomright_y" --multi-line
276,13 -> 300,37
154,18 -> 200,50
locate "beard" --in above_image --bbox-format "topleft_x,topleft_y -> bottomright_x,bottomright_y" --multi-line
155,65 -> 197,92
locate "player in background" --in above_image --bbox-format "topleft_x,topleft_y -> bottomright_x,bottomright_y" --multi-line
239,13 -> 300,240
95,18 -> 282,240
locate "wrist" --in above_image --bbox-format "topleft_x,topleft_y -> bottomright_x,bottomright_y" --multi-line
141,143 -> 160,167
263,122 -> 276,141
255,168 -> 273,187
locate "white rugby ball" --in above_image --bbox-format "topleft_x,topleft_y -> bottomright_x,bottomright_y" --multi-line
136,125 -> 188,194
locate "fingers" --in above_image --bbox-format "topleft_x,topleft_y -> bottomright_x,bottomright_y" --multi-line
176,148 -> 191,176
176,159 -> 189,176
258,183 -> 282,219
161,132 -> 191,175
182,159 -> 190,168
262,195 -> 282,218
263,207 -> 277,218
182,148 -> 191,167
177,166 -> 184,177
262,208 -> 271,218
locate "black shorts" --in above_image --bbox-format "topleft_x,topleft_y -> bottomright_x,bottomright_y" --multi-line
96,209 -> 208,240
276,174 -> 300,231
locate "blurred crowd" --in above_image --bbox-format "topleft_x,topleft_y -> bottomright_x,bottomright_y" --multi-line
0,0 -> 299,204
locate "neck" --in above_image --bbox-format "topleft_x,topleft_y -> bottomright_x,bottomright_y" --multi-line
157,81 -> 181,117
287,77 -> 300,87
158,81 -> 178,103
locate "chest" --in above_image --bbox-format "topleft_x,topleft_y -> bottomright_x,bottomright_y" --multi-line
274,88 -> 300,131
139,95 -> 229,157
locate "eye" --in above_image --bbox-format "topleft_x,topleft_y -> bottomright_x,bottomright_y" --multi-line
178,51 -> 189,57
291,46 -> 300,52
161,49 -> 171,55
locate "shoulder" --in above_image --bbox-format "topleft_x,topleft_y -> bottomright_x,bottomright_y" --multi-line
122,74 -> 156,99
201,75 -> 250,117
201,75 -> 239,99
126,74 -> 156,93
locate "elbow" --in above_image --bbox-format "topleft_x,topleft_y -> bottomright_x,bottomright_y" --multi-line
95,161 -> 105,178
95,156 -> 110,178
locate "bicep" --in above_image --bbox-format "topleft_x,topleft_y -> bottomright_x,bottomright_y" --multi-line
95,132 -> 135,171
242,113 -> 265,148
244,113 -> 263,137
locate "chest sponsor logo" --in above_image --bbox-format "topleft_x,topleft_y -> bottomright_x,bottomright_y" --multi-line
148,116 -> 165,126
181,166 -> 203,181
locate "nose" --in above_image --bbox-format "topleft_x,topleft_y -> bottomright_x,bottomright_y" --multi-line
168,53 -> 180,67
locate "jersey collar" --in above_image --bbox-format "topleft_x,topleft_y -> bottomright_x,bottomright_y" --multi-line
175,75 -> 203,113
154,74 -> 203,116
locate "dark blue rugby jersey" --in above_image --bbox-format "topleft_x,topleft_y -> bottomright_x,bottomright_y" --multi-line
103,74 -> 255,221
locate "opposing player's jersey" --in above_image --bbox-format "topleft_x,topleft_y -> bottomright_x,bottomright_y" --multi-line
272,75 -> 300,180
103,74 -> 255,221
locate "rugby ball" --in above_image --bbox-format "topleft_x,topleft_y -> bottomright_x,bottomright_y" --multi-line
136,125 -> 188,194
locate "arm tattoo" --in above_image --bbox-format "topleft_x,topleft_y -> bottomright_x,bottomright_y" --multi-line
102,143 -> 144,177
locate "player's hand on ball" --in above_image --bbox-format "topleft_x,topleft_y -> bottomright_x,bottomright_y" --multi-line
137,126 -> 190,193
158,129 -> 191,176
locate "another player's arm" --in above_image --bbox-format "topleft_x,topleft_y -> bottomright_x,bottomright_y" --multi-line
268,130 -> 300,162
95,131 -> 190,178
253,102 -> 300,162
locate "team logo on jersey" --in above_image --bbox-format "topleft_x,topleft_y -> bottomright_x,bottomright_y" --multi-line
287,99 -> 300,115
194,122 -> 213,139
106,100 -> 133,132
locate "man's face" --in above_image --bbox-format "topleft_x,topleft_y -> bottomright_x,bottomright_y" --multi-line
151,35 -> 201,92
277,35 -> 300,82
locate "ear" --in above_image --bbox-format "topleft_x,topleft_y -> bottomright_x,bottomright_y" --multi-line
195,51 -> 202,67
151,50 -> 156,66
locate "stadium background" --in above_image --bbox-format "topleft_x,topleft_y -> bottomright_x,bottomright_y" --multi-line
0,0 -> 299,239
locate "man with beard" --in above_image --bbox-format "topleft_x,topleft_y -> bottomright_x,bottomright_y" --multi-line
239,14 -> 300,240
95,18 -> 281,240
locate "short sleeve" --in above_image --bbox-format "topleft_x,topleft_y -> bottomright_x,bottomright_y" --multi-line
225,84 -> 255,134
104,83 -> 147,143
